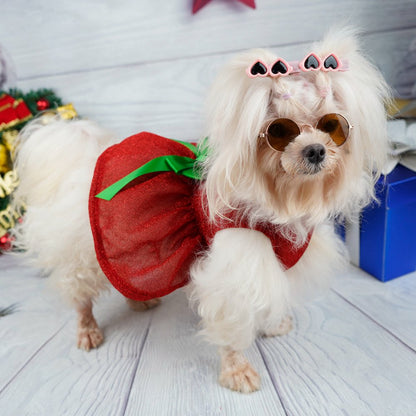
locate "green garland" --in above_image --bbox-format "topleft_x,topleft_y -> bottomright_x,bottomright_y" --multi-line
4,88 -> 63,114
0,88 -> 64,142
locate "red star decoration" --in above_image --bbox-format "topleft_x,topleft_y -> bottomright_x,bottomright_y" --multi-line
193,0 -> 256,14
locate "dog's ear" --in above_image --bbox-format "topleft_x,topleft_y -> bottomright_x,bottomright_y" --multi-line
204,49 -> 276,155
313,27 -> 392,179
202,49 -> 276,219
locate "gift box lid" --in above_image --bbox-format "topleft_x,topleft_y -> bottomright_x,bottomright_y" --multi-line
382,164 -> 416,208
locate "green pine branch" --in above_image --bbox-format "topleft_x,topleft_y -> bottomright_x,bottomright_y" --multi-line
3,88 -> 64,115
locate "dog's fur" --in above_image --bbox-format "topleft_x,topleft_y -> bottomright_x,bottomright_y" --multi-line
11,29 -> 390,393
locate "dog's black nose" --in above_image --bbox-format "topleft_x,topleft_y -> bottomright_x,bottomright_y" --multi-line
302,144 -> 326,165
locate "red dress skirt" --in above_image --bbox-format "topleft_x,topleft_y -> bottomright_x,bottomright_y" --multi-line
89,132 -> 311,301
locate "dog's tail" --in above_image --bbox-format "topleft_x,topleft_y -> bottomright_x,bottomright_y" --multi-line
11,117 -> 116,267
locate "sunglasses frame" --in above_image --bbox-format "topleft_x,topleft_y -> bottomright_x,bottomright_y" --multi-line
259,113 -> 353,152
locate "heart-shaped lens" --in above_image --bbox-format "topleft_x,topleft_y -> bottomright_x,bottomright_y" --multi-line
271,60 -> 288,75
250,61 -> 268,76
303,54 -> 320,70
323,54 -> 339,70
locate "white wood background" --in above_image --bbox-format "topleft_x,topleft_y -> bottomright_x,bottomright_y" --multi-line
1,1 -> 416,415
1,0 -> 415,141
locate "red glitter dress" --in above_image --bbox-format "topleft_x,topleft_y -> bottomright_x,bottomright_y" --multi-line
89,132 -> 311,301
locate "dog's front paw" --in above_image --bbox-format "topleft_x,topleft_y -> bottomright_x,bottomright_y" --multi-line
219,348 -> 260,393
77,326 -> 104,351
262,315 -> 293,337
126,297 -> 161,311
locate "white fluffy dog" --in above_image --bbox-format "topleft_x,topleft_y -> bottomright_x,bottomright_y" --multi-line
12,29 -> 390,393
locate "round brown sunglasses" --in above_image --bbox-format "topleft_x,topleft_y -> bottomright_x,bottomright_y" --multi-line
259,113 -> 352,152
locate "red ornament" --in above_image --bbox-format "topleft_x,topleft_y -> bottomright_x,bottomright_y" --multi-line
36,98 -> 50,111
193,0 -> 256,14
0,233 -> 13,251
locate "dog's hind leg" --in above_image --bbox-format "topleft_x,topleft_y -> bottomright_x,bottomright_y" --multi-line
48,264 -> 109,351
76,299 -> 103,351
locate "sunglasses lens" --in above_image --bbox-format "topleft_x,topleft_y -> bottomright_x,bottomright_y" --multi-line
266,119 -> 300,151
316,113 -> 350,146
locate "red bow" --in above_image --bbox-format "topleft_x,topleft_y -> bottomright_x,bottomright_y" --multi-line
193,0 -> 256,14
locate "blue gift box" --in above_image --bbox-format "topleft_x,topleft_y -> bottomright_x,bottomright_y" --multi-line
358,164 -> 416,282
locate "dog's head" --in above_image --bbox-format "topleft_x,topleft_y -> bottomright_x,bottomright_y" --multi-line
202,28 -> 391,231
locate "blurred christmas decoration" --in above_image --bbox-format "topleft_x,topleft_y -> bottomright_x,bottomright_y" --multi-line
192,0 -> 256,14
0,88 -> 78,251
394,37 -> 416,100
383,98 -> 416,174
0,43 -> 16,91
388,99 -> 416,120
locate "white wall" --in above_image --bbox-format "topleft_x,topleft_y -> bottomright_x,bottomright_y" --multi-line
1,0 -> 415,140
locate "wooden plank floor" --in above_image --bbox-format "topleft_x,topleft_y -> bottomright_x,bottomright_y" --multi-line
1,254 -> 415,415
